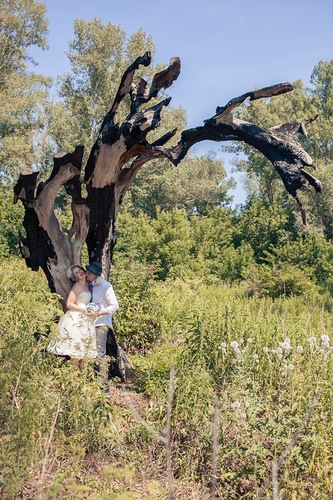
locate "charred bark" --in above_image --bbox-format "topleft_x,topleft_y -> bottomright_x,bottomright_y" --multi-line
14,52 -> 321,301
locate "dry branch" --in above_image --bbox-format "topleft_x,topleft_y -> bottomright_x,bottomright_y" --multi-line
14,53 -> 321,298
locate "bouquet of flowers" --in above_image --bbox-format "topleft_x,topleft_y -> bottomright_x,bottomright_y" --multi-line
86,302 -> 99,313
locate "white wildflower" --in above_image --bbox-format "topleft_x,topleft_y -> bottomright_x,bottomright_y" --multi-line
253,353 -> 259,360
296,345 -> 303,353
263,347 -> 269,354
230,341 -> 239,350
275,347 -> 283,354
287,364 -> 294,371
322,341 -> 330,348
308,336 -> 316,344
231,401 -> 241,409
218,342 -> 227,351
280,341 -> 292,351
247,338 -> 253,344
321,335 -> 330,344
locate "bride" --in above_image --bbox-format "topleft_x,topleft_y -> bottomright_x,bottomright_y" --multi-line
47,265 -> 97,361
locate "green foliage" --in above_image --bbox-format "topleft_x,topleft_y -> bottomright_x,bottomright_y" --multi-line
115,208 -> 196,281
191,208 -> 255,282
242,262 -> 317,298
2,260 -> 333,498
111,256 -> 161,352
268,233 -> 333,288
135,280 -> 333,496
0,0 -> 48,76
3,7 -> 333,496
234,198 -> 298,262
0,187 -> 24,259
223,61 -> 333,235
126,153 -> 234,218
0,260 -> 130,498
223,79 -> 315,205
115,207 -> 255,285
309,60 -> 333,161
300,60 -> 333,236
0,0 -> 51,181
54,18 -> 185,167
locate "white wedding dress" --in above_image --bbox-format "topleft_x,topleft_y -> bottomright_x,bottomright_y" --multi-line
47,292 -> 97,358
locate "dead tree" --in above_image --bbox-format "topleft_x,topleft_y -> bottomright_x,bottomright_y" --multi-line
14,52 -> 321,305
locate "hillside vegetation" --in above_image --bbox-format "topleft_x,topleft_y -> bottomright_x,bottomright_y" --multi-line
1,255 -> 332,498
1,2 -> 333,497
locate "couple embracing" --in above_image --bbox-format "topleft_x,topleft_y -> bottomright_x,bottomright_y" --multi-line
48,261 -> 119,392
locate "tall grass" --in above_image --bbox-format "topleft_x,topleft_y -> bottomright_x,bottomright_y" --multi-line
1,263 -> 332,498
134,280 -> 333,498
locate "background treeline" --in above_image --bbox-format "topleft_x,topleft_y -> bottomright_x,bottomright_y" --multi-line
1,1 -> 333,498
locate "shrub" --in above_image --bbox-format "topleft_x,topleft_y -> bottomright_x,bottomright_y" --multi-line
242,263 -> 318,298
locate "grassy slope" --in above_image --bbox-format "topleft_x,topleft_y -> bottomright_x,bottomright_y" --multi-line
1,262 -> 332,498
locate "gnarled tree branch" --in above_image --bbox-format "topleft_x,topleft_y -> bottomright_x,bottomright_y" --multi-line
14,54 -> 321,300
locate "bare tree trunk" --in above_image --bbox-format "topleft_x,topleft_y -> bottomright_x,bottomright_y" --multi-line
14,52 -> 321,303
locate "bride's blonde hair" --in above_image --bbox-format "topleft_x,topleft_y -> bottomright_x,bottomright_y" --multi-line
67,265 -> 83,282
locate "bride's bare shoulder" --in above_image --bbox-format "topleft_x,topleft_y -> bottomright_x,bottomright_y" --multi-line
71,283 -> 86,294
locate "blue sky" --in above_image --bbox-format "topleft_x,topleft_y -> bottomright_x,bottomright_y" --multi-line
31,0 -> 333,204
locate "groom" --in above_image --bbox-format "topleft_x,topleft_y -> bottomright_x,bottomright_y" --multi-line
85,261 -> 119,392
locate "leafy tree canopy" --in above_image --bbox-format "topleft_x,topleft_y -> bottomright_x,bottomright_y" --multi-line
0,0 -> 50,182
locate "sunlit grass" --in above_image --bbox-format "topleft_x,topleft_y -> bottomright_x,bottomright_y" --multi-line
1,263 -> 332,498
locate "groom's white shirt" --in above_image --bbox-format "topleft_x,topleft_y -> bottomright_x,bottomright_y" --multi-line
91,276 -> 119,327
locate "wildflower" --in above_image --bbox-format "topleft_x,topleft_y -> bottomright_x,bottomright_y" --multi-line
247,338 -> 253,344
231,401 -> 241,409
230,341 -> 239,350
263,347 -> 269,354
287,364 -> 294,371
321,335 -> 330,344
296,345 -> 303,353
308,336 -> 316,344
322,341 -> 330,348
280,341 -> 292,351
319,348 -> 328,358
275,347 -> 283,355
253,353 -> 259,361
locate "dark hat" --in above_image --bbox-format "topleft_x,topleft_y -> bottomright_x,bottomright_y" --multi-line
86,261 -> 102,276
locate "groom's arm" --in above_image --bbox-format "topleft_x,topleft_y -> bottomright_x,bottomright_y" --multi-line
98,283 -> 119,316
